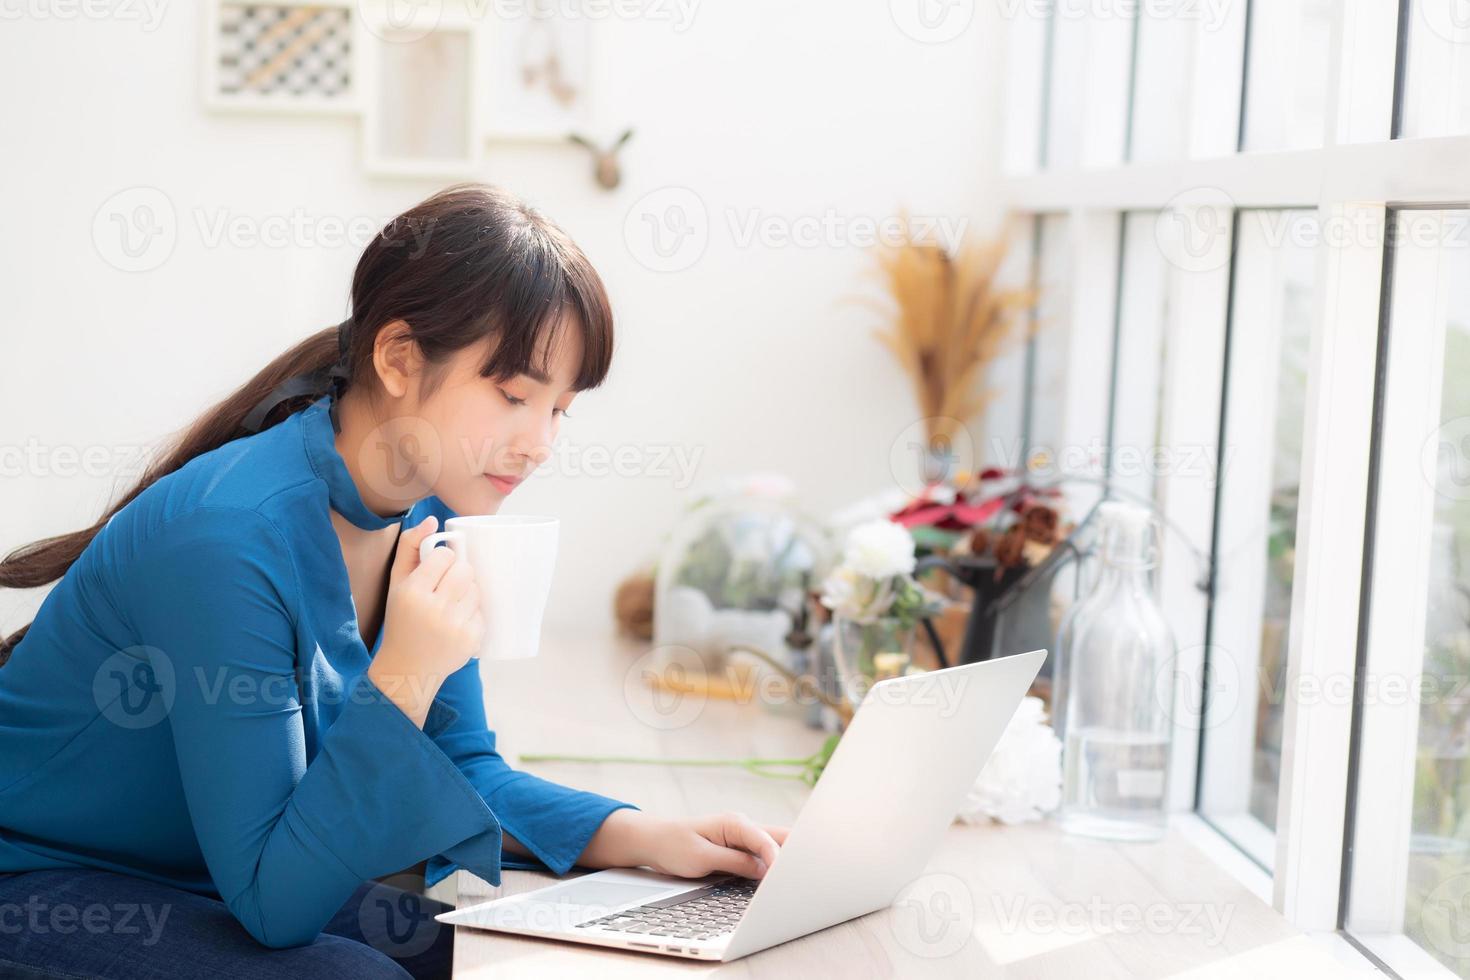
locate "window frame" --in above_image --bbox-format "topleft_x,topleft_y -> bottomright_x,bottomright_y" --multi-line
997,0 -> 1467,950
1338,206 -> 1470,977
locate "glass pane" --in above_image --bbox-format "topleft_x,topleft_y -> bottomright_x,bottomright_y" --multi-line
1399,0 -> 1470,138
985,344 -> 1029,466
1239,0 -> 1333,151
1341,212 -> 1470,976
983,220 -> 1041,462
1109,212 -> 1171,505
1198,209 -> 1316,868
1027,213 -> 1075,471
1393,217 -> 1470,975
1128,13 -> 1194,162
1370,213 -> 1470,975
1105,212 -> 1172,611
1043,6 -> 1088,168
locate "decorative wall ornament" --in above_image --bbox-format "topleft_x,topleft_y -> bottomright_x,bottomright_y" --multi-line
485,0 -> 594,141
205,0 -> 358,114
360,16 -> 483,176
203,0 -> 621,180
568,128 -> 633,190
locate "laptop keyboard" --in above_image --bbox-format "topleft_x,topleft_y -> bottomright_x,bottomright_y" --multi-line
573,877 -> 757,941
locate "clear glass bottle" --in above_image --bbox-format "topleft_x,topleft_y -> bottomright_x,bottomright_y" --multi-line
1050,552 -> 1101,746
1058,501 -> 1176,841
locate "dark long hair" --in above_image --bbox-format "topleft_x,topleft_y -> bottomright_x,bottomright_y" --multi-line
0,183 -> 614,664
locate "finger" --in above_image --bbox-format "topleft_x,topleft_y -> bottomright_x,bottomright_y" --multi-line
693,839 -> 766,880
448,593 -> 482,628
448,604 -> 485,660
406,543 -> 458,591
392,514 -> 438,577
762,825 -> 791,846
717,814 -> 780,872
466,609 -> 486,641
435,558 -> 477,602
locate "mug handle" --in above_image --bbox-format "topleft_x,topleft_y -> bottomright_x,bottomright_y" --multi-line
419,529 -> 466,566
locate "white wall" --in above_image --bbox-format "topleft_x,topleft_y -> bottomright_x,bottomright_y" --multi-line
0,1 -> 1007,635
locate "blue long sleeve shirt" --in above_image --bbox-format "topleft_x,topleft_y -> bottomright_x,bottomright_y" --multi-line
0,394 -> 638,948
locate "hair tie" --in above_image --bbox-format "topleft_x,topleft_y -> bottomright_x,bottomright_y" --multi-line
241,316 -> 355,435
326,315 -> 353,435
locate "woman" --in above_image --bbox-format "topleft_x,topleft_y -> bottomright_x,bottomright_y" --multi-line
0,184 -> 787,979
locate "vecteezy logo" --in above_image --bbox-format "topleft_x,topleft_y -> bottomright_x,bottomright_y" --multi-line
1424,416 -> 1470,502
357,874 -> 443,959
1156,643 -> 1241,731
359,0 -> 442,42
889,0 -> 974,43
1421,872 -> 1470,960
623,187 -> 709,272
357,414 -> 444,511
93,646 -> 175,729
1419,0 -> 1470,44
1154,186 -> 1235,273
622,644 -> 709,731
890,872 -> 974,958
92,187 -> 177,272
889,417 -> 975,498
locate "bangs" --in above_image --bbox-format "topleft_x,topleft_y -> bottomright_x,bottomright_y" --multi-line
475,223 -> 613,393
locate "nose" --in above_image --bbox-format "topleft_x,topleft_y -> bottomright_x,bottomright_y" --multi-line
503,415 -> 556,473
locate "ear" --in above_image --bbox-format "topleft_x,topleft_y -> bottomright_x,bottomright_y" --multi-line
372,319 -> 426,399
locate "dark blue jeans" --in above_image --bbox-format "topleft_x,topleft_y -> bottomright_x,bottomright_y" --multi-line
0,869 -> 453,979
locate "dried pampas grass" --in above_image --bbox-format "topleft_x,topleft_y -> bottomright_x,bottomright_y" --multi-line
865,213 -> 1036,451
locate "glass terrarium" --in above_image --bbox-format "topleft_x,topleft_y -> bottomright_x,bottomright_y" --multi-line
653,483 -> 833,676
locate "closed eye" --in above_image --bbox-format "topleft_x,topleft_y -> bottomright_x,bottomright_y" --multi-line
500,387 -> 571,419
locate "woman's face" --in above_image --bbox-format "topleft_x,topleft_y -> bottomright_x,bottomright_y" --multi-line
358,321 -> 582,517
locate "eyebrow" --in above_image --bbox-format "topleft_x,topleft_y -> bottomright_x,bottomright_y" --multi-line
514,366 -> 576,398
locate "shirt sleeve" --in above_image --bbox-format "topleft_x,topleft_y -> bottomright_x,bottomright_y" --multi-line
420,659 -> 641,889
125,506 -> 509,949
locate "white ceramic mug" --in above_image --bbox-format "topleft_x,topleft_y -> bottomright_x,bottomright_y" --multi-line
418,515 -> 559,660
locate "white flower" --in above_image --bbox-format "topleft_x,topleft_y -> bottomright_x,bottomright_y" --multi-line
840,520 -> 916,580
818,566 -> 861,619
955,697 -> 1062,826
818,521 -> 919,623
818,566 -> 896,623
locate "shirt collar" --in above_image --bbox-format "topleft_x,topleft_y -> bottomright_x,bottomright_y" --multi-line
301,394 -> 413,531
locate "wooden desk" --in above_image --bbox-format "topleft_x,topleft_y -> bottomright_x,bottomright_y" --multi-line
444,629 -> 1340,978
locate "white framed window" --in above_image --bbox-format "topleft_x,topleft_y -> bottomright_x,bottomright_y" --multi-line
1126,14 -> 1193,162
998,0 -> 1470,962
1344,208 -> 1470,978
1198,209 -> 1317,869
1107,212 -> 1172,507
1238,0 -> 1335,152
1012,210 -> 1118,518
1397,1 -> 1470,139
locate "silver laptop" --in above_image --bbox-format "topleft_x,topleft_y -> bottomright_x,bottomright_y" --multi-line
436,649 -> 1047,962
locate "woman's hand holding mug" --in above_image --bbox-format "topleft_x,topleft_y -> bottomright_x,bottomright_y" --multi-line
368,515 -> 487,726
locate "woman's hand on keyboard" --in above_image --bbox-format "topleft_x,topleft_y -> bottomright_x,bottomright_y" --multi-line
634,812 -> 789,880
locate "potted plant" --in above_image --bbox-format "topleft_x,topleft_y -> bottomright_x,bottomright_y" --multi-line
819,519 -> 944,711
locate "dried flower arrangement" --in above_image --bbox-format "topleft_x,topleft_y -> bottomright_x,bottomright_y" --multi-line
863,213 -> 1036,456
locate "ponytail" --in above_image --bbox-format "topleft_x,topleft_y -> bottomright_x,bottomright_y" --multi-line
0,326 -> 341,664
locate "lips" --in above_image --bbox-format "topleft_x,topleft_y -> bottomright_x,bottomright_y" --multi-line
485,473 -> 523,494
